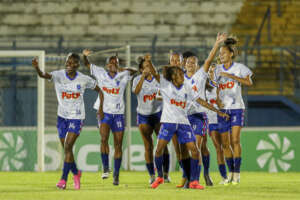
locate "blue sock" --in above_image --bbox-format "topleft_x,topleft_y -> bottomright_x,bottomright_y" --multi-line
101,153 -> 109,171
155,156 -> 164,178
163,153 -> 170,174
226,158 -> 234,173
146,163 -> 155,176
218,164 -> 227,179
234,157 -> 242,173
70,162 -> 78,175
114,158 -> 122,176
61,162 -> 72,181
202,155 -> 210,175
196,165 -> 202,181
190,158 -> 199,182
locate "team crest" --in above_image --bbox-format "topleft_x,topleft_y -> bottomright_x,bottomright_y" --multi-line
116,80 -> 120,86
191,79 -> 195,84
77,84 -> 81,90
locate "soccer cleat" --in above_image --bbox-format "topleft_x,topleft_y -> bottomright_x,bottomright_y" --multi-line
101,168 -> 109,179
189,181 -> 205,190
163,174 -> 171,183
149,175 -> 156,184
113,174 -> 119,186
151,177 -> 164,189
56,179 -> 66,189
204,174 -> 213,186
73,170 -> 81,190
176,178 -> 187,188
232,172 -> 240,185
219,178 -> 230,186
183,180 -> 190,189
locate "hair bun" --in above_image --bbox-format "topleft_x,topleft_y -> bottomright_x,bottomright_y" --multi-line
224,38 -> 237,45
136,55 -> 144,65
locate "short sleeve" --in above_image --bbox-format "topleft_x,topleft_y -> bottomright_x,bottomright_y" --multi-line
116,70 -> 131,81
90,64 -> 105,77
85,75 -> 97,89
240,64 -> 253,78
194,67 -> 208,80
49,70 -> 60,83
159,74 -> 170,89
213,65 -> 222,83
132,75 -> 141,92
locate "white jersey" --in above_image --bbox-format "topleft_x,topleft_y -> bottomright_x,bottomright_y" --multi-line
206,85 -> 218,124
159,75 -> 200,124
184,67 -> 208,115
132,75 -> 162,115
215,62 -> 252,109
50,69 -> 96,120
90,64 -> 132,114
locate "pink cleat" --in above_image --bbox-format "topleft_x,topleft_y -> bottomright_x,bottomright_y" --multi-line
73,170 -> 81,190
56,179 -> 66,189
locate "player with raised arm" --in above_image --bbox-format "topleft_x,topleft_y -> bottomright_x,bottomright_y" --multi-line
132,55 -> 169,184
147,62 -> 229,190
183,33 -> 227,187
32,53 -> 104,190
82,49 -> 137,186
215,37 -> 253,184
206,64 -> 229,184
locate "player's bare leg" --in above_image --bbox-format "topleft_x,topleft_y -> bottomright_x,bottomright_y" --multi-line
151,139 -> 169,189
139,124 -> 156,184
112,131 -> 124,186
185,142 -> 204,190
57,132 -> 80,189
220,132 -> 234,184
231,126 -> 242,184
210,130 -> 228,184
100,123 -> 111,179
154,123 -> 170,183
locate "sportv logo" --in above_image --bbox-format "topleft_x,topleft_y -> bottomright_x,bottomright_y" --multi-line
256,133 -> 295,172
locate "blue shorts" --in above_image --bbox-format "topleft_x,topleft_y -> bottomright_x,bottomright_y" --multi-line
137,111 -> 161,128
187,113 -> 208,136
217,109 -> 245,133
208,124 -> 219,132
57,116 -> 83,139
98,113 -> 125,133
158,123 -> 196,144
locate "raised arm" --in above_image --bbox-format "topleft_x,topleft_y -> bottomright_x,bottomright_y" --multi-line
196,97 -> 229,119
94,85 -> 104,120
220,73 -> 253,86
82,49 -> 92,69
119,67 -> 138,76
203,33 -> 227,73
32,58 -> 52,79
145,54 -> 160,83
133,68 -> 150,95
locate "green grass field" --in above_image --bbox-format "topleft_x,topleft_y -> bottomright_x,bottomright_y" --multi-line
1,171 -> 300,200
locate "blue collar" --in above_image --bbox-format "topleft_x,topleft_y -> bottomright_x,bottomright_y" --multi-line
145,76 -> 154,83
65,71 -> 78,81
107,72 -> 117,79
222,62 -> 234,71
184,73 -> 192,79
174,83 -> 183,90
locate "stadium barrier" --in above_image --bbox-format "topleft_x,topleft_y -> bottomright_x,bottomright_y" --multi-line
0,127 -> 299,172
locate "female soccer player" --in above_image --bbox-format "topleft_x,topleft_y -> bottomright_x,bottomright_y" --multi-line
132,55 -> 169,184
148,63 -> 229,189
83,49 -> 136,186
215,37 -> 253,184
183,33 -> 226,187
32,53 -> 104,190
205,66 -> 228,184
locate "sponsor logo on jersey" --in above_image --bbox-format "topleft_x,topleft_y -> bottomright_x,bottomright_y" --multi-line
143,93 -> 156,102
170,99 -> 186,109
102,87 -> 120,94
192,85 -> 198,92
62,92 -> 80,99
219,81 -> 235,90
209,99 -> 217,105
